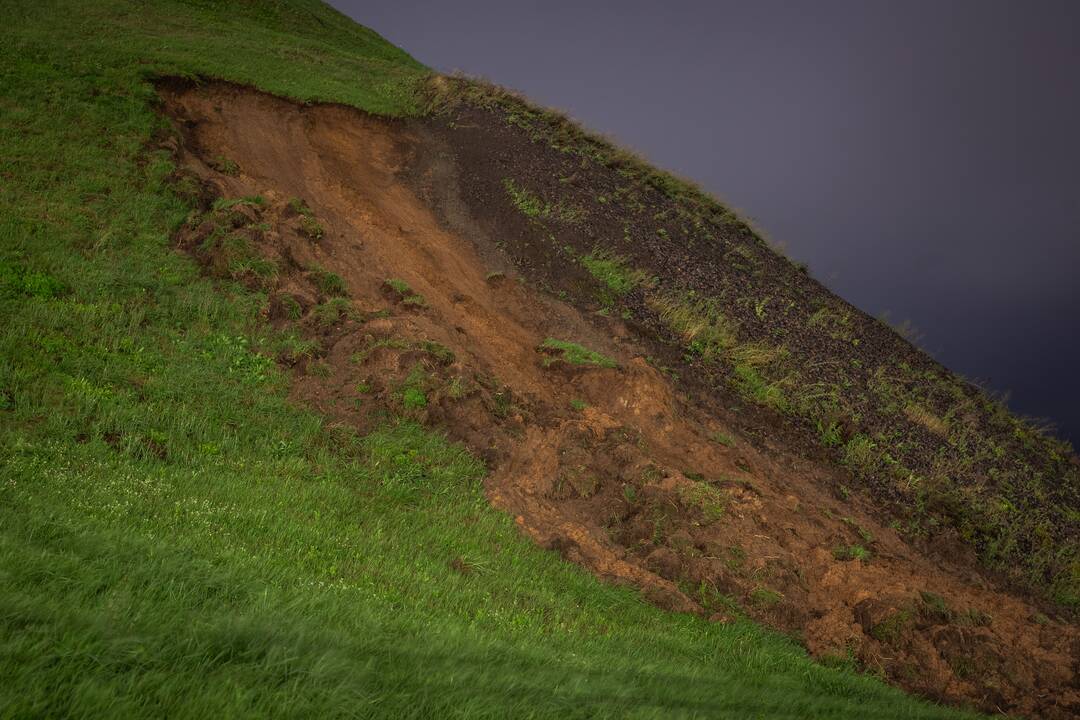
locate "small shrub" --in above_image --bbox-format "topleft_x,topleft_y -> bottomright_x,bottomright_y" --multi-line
841,517 -> 874,544
954,608 -> 992,627
570,398 -> 587,411
818,420 -> 844,447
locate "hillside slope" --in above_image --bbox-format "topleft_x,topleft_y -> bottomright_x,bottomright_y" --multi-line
2,1 -> 1077,718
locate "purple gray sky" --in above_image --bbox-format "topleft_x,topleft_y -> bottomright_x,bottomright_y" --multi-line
330,0 -> 1080,446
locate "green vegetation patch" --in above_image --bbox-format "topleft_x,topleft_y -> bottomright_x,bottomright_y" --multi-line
650,292 -> 738,361
308,266 -> 348,297
677,481 -> 728,523
870,610 -> 914,644
288,198 -> 325,240
383,277 -> 426,307
503,178 -> 585,223
312,297 -> 355,327
538,338 -> 617,368
580,249 -> 653,306
833,545 -> 872,562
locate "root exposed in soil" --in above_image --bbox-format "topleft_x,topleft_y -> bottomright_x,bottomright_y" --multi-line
158,79 -> 1079,719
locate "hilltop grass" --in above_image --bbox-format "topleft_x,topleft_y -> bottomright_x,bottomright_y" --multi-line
0,1 -> 981,717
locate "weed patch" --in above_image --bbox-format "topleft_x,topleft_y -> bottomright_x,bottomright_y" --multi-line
538,338 -> 617,368
579,249 -> 652,306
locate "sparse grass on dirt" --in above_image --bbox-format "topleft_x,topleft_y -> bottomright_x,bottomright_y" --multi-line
833,545 -> 872,562
580,249 -> 653,307
309,265 -> 348,297
539,337 -> 618,368
288,197 -> 325,240
503,177 -> 585,223
383,277 -> 426,306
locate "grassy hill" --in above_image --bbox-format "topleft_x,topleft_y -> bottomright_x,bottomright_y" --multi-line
1,1 -> 1070,718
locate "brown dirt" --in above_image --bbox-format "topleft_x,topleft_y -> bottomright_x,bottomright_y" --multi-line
157,79 -> 1080,719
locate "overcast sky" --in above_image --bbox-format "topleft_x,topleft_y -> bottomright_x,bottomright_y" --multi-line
330,0 -> 1080,446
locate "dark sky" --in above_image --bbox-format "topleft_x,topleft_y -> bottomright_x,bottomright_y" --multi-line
330,0 -> 1080,446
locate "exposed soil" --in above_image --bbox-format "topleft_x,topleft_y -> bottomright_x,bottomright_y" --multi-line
157,79 -> 1079,719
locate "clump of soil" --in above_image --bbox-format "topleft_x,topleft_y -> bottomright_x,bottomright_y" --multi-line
157,78 -> 1080,719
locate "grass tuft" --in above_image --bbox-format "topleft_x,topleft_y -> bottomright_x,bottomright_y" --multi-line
580,249 -> 653,307
538,338 -> 617,368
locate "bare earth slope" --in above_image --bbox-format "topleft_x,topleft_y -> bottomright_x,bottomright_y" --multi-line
158,80 -> 1079,718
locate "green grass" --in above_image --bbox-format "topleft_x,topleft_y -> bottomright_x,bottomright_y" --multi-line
503,178 -> 547,218
677,481 -> 728,523
0,1 -> 980,717
312,297 -> 355,326
580,249 -> 652,307
650,292 -> 738,362
833,545 -> 872,562
384,277 -> 426,306
310,266 -> 349,297
539,338 -> 618,369
503,178 -> 585,223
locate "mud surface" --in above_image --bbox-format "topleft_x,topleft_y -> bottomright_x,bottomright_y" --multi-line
158,80 -> 1079,718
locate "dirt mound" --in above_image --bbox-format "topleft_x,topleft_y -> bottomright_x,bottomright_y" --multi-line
157,79 -> 1079,718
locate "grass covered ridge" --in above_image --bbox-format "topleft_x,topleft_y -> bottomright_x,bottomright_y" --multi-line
1,1 -> 981,717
